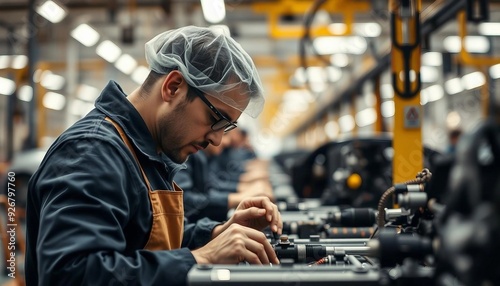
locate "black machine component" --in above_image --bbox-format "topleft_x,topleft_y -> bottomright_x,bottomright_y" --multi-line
269,208 -> 377,239
290,136 -> 441,209
325,208 -> 377,227
434,120 -> 500,286
273,235 -> 371,263
187,121 -> 500,286
273,230 -> 432,267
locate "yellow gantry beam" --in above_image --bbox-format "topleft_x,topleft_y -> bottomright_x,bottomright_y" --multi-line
251,0 -> 371,39
390,0 -> 423,184
457,10 -> 500,118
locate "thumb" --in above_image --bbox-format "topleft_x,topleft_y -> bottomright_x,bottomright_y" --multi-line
240,207 -> 266,218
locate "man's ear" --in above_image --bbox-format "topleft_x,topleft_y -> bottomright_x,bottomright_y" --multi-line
161,70 -> 185,102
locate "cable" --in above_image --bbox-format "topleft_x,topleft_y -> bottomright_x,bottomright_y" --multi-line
376,168 -> 432,227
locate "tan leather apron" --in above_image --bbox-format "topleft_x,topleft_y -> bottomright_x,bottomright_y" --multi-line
105,117 -> 184,251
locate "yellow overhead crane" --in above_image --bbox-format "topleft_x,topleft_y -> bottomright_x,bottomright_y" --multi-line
251,0 -> 371,39
456,9 -> 500,119
390,0 -> 423,184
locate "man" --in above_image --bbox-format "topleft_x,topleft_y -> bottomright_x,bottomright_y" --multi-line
176,133 -> 273,222
25,26 -> 282,285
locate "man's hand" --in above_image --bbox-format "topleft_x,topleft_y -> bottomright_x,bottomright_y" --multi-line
191,223 -> 279,265
216,196 -> 282,237
195,197 -> 282,266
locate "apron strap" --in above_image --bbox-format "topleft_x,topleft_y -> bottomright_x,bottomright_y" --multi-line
104,117 -> 153,192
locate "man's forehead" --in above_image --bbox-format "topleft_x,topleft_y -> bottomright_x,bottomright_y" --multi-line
206,87 -> 250,116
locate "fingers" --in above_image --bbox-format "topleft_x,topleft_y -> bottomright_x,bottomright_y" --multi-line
243,239 -> 270,264
230,225 -> 279,265
244,228 -> 280,264
237,196 -> 283,234
260,197 -> 280,233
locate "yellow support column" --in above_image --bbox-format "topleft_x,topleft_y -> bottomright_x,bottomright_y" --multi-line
390,0 -> 423,184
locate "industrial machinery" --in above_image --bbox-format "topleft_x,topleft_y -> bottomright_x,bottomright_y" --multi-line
188,120 -> 500,286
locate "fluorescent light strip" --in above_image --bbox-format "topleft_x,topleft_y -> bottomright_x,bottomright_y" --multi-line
478,22 -> 500,36
115,54 -> 137,75
77,84 -> 100,102
489,64 -> 500,79
40,71 -> 65,90
355,108 -> 377,127
131,66 -> 150,84
0,77 -> 16,95
36,0 -> 67,23
443,36 -> 490,53
201,0 -> 226,24
444,77 -> 464,95
71,24 -> 100,47
461,71 -> 485,90
11,55 -> 28,69
313,36 -> 367,55
43,92 -> 66,110
96,40 -> 122,63
421,52 -> 442,67
18,85 -> 33,102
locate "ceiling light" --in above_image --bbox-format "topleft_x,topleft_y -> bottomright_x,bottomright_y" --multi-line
36,0 -> 67,24
313,36 -> 367,55
355,108 -> 377,127
307,67 -> 327,82
443,36 -> 490,53
330,54 -> 349,67
96,40 -> 122,63
422,52 -> 442,67
71,24 -> 100,47
325,120 -> 340,139
338,114 -> 355,132
421,84 -> 444,105
478,22 -> 500,36
444,78 -> 464,95
77,84 -> 100,102
326,66 -> 342,82
40,71 -> 65,90
18,85 -> 33,102
201,0 -> 226,24
461,71 -> 485,90
0,77 -> 16,95
0,55 -> 9,69
11,55 -> 28,69
380,83 -> 394,99
420,66 -> 439,83
489,64 -> 500,79
70,99 -> 94,116
354,23 -> 382,38
328,23 -> 347,35
131,66 -> 150,85
43,92 -> 66,110
381,101 -> 395,118
114,54 -> 137,75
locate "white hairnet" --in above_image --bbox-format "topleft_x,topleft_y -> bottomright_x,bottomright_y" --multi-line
145,26 -> 265,118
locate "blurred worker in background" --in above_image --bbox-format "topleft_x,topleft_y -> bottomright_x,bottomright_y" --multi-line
446,128 -> 463,155
25,26 -> 282,286
176,131 -> 273,223
207,128 -> 270,190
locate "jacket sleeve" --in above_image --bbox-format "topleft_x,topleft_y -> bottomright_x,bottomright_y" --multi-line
27,138 -> 198,286
176,165 -> 229,222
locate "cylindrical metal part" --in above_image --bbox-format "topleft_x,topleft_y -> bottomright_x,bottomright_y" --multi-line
398,192 -> 428,209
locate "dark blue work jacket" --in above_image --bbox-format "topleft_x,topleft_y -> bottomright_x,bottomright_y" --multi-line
25,81 -> 219,286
